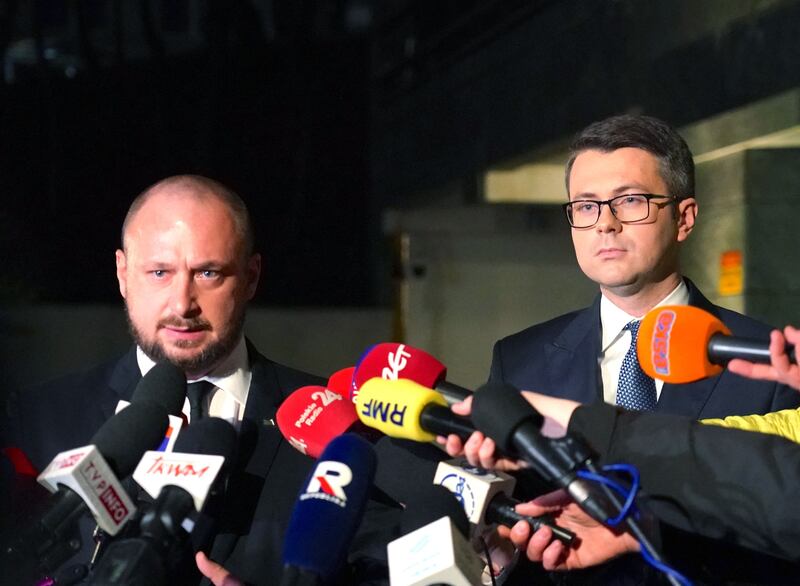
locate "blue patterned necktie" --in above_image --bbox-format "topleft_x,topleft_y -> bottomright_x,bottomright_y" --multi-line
615,320 -> 657,411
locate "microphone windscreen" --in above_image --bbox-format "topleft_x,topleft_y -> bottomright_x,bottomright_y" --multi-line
472,383 -> 541,453
400,484 -> 470,538
282,433 -> 376,580
353,343 -> 446,399
355,378 -> 447,442
637,305 -> 730,383
327,366 -> 357,400
276,385 -> 359,458
91,402 -> 169,476
173,417 -> 237,461
131,362 -> 187,415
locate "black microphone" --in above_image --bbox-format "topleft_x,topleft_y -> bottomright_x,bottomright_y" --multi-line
434,459 -> 574,544
471,383 -> 613,523
130,362 -> 187,415
1,402 -> 169,583
87,417 -> 237,586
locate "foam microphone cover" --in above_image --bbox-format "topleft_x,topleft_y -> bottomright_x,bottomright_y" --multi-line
173,417 -> 237,461
91,401 -> 169,476
131,362 -> 187,415
282,433 -> 377,581
401,484 -> 470,538
472,383 -> 543,454
353,343 -> 446,399
355,378 -> 449,442
276,385 -> 359,458
637,305 -> 730,383
327,366 -> 356,399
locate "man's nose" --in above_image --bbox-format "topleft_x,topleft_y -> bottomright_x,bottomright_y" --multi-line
169,273 -> 199,317
595,203 -> 621,232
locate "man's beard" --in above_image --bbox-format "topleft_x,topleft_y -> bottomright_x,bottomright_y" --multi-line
125,306 -> 246,375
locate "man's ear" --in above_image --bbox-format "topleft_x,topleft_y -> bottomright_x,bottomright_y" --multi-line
245,253 -> 261,300
676,197 -> 698,242
115,249 -> 128,299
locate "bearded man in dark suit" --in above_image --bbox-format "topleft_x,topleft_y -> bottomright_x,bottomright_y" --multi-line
3,175 -> 385,585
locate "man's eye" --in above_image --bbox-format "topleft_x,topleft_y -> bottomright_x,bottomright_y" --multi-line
199,270 -> 220,279
618,195 -> 646,206
575,202 -> 598,213
150,270 -> 167,278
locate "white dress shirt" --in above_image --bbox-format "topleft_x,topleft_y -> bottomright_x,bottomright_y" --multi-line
137,336 -> 252,427
600,280 -> 690,404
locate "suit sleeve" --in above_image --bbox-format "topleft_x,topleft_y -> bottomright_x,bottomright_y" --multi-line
569,403 -> 800,562
488,340 -> 504,383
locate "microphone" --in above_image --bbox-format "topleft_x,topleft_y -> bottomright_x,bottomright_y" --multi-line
327,366 -> 357,399
471,383 -> 614,524
276,385 -> 361,458
354,377 -> 475,442
387,484 -> 484,586
354,343 -> 471,403
2,402 -> 169,582
637,305 -> 798,383
115,362 -> 187,452
87,418 -> 237,586
280,433 -> 377,586
434,459 -> 574,544
130,362 -> 187,414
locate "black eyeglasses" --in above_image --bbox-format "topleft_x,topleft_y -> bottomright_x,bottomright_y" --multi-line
562,194 -> 680,228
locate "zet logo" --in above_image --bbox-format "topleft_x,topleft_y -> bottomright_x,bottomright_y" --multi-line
438,473 -> 475,518
652,309 -> 676,376
301,461 -> 353,508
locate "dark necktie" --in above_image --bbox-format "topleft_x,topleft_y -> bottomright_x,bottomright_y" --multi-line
187,380 -> 215,423
615,320 -> 657,411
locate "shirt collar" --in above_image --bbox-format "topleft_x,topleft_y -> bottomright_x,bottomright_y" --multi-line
136,336 -> 251,407
600,279 -> 689,352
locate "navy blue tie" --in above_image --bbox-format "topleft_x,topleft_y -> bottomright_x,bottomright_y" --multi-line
615,320 -> 657,411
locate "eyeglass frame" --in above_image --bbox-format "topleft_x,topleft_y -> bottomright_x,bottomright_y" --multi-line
561,193 -> 683,228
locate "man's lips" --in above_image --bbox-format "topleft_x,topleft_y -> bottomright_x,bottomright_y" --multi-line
161,326 -> 209,341
596,247 -> 626,258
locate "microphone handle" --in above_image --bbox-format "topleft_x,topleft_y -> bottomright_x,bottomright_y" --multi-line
420,405 -> 475,439
435,380 -> 472,403
708,333 -> 797,365
485,494 -> 574,544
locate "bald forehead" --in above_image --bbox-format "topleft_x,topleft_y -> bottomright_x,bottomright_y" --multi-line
121,176 -> 252,256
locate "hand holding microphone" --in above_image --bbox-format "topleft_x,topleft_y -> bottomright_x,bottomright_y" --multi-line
636,305 -> 798,384
727,325 -> 800,391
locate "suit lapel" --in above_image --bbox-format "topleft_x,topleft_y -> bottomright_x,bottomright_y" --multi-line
546,296 -> 603,403
102,346 -> 141,420
210,343 -> 285,563
656,278 -> 723,418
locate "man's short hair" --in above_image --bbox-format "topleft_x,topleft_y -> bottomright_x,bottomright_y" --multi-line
121,175 -> 255,257
565,114 -> 695,200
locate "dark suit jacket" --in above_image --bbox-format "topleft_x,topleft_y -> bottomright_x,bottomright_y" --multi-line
2,341 -> 389,585
490,279 -> 800,585
490,278 -> 800,420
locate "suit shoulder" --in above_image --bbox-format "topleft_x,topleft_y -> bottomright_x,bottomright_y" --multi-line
496,307 -> 590,351
249,349 -> 325,397
13,356 -> 123,409
715,306 -> 777,338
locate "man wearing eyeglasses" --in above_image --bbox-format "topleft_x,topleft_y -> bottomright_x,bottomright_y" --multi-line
488,114 -> 800,584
